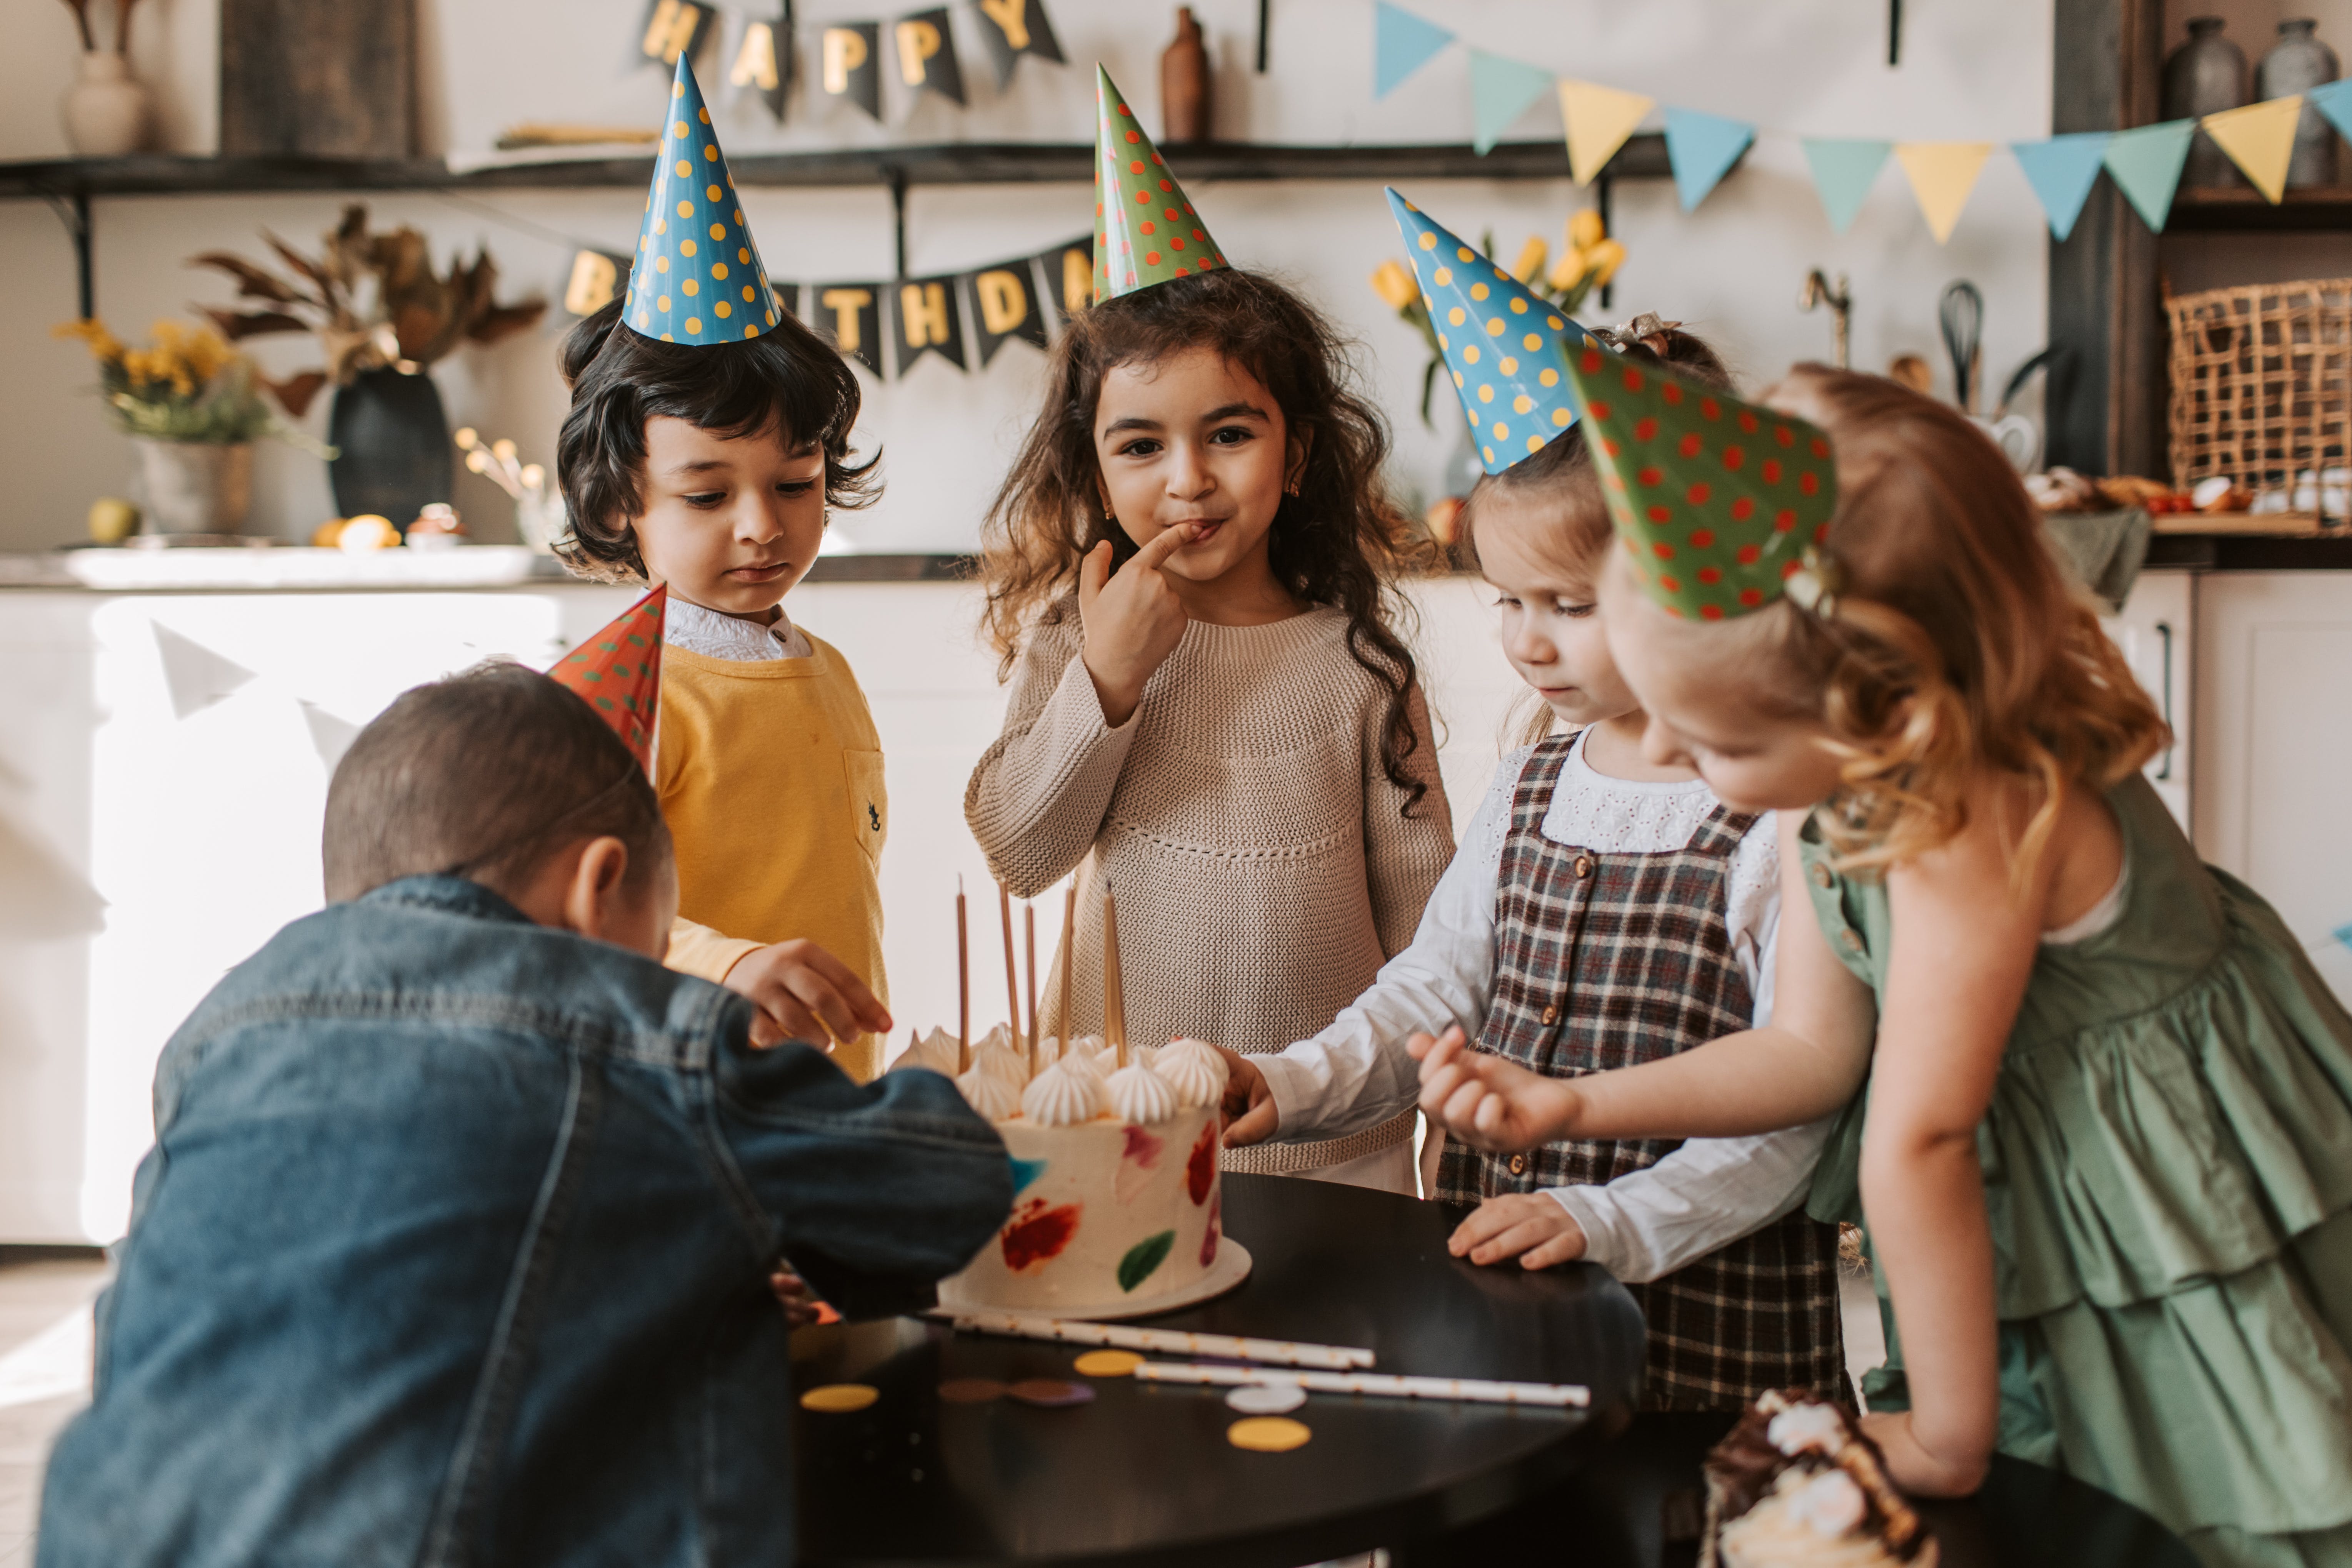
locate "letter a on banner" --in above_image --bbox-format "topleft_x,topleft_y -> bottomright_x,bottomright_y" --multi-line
822,23 -> 883,121
639,0 -> 715,65
729,8 -> 791,120
1035,237 -> 1094,325
895,277 -> 968,372
970,265 -> 1050,363
969,0 -> 1065,90
815,283 -> 886,374
897,8 -> 967,105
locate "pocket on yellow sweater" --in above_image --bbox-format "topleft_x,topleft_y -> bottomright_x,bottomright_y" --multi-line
843,748 -> 887,865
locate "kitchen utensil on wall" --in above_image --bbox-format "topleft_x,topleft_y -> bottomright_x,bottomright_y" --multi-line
1966,346 -> 2051,473
2163,17 -> 2249,188
1939,280 -> 1983,412
1799,270 -> 1852,368
2259,20 -> 2341,190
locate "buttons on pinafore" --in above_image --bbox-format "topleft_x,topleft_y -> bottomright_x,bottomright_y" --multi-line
1508,1155 -> 1527,1176
1572,855 -> 1595,879
1540,1004 -> 1560,1026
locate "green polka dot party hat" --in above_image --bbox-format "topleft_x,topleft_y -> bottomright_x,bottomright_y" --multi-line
1093,64 -> 1227,301
1562,345 -> 1839,621
625,54 -> 779,345
1386,189 -> 1591,475
548,585 -> 666,770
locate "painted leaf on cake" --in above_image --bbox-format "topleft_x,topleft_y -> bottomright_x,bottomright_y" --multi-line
1092,65 -> 1226,302
1117,1230 -> 1177,1292
1008,1154 -> 1048,1196
547,584 -> 665,770
1561,348 -> 1837,622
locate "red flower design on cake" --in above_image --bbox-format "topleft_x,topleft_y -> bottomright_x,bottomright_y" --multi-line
1185,1121 -> 1217,1206
1000,1197 -> 1083,1273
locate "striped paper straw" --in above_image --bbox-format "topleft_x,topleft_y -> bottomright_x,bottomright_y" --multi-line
1132,1361 -> 1589,1408
944,1311 -> 1376,1370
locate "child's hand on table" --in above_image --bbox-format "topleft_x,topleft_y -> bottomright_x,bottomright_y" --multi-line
1859,1409 -> 1992,1497
1213,1046 -> 1275,1145
1449,1193 -> 1589,1270
1410,1026 -> 1583,1152
723,940 -> 893,1050
768,1265 -> 827,1329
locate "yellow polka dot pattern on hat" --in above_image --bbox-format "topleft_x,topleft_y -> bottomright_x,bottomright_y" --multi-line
624,53 -> 779,346
1382,186 -> 1594,478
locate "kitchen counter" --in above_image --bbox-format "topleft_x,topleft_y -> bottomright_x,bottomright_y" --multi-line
0,548 -> 978,592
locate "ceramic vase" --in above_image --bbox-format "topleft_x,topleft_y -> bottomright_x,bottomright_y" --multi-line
327,367 -> 454,535
60,52 -> 151,157
1159,7 -> 1210,144
136,440 -> 253,534
2164,17 -> 2249,188
2259,20 -> 2341,190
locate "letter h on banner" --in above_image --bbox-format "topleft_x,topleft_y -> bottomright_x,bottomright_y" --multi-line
895,277 -> 968,372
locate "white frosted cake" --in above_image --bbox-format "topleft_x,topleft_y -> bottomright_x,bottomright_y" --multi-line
890,1028 -> 1231,1314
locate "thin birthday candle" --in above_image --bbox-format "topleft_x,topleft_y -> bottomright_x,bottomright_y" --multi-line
956,876 -> 970,1076
1058,882 -> 1077,1064
1103,882 -> 1127,1069
1024,903 -> 1039,1073
998,881 -> 1021,1046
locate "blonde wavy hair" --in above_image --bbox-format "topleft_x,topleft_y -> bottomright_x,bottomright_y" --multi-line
1703,366 -> 2167,878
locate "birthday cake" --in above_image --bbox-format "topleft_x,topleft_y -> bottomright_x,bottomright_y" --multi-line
890,1028 -> 1232,1316
1701,1390 -> 1938,1568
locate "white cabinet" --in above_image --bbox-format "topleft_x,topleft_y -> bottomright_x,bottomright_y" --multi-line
2102,569 -> 2195,833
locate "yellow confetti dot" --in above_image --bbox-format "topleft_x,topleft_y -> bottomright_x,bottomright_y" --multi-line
1478,385 -> 1495,403
674,159 -> 690,177
1419,232 -> 1437,250
677,200 -> 693,218
734,208 -> 744,224
672,120 -> 688,138
716,301 -> 732,318
1493,421 -> 1509,439
1540,368 -> 1560,387
1482,445 -> 1497,463
654,217 -> 667,235
713,262 -> 729,279
1547,315 -> 1565,329
1436,332 -> 1449,349
765,309 -> 777,326
1527,435 -> 1545,453
637,311 -> 651,329
657,294 -> 671,311
698,106 -> 711,124
1075,1350 -> 1145,1377
1524,333 -> 1543,351
685,317 -> 700,332
1500,357 -> 1518,375
1228,1416 -> 1312,1452
1447,307 -> 1466,327
745,325 -> 760,338
1514,395 -> 1534,414
705,144 -> 718,161
1553,407 -> 1574,426
655,256 -> 670,273
800,1384 -> 879,1413
1470,282 -> 1489,301
673,82 -> 684,97
1511,298 -> 1529,314
738,247 -> 751,263
707,184 -> 723,201
1487,318 -> 1507,336
1452,371 -> 1464,387
681,239 -> 697,257
710,223 -> 726,240
1456,246 -> 1474,262
1463,345 -> 1481,364
661,332 -> 675,342
1433,267 -> 1452,286
683,279 -> 699,296
743,285 -> 756,301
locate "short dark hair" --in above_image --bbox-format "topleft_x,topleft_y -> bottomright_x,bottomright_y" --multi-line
322,662 -> 671,904
552,302 -> 880,582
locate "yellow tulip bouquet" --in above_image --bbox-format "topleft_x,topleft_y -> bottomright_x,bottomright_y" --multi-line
53,317 -> 299,445
1371,208 -> 1625,428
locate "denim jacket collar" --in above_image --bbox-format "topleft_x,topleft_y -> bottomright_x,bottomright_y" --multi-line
359,874 -> 533,927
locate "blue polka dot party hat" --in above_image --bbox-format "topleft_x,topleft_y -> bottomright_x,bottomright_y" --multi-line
1385,188 -> 1592,475
1561,343 -> 1839,621
624,53 -> 780,344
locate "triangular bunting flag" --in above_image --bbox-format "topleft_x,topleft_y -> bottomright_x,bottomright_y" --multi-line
1662,107 -> 1754,212
2103,120 -> 2196,232
2011,133 -> 2110,241
1894,141 -> 1994,243
1374,2 -> 1454,100
1386,188 -> 1592,475
1802,139 -> 1893,233
625,53 -> 781,344
2309,79 -> 2352,146
548,585 -> 666,772
1467,50 -> 1556,155
1092,65 -> 1227,300
152,622 -> 256,721
1560,345 -> 1839,623
1559,79 -> 1655,185
2202,96 -> 2304,203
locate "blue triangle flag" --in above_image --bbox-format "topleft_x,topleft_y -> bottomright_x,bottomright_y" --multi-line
2011,132 -> 2110,241
2103,120 -> 2195,232
1663,107 -> 1755,212
1467,49 -> 1557,155
1374,2 -> 1454,100
2308,78 -> 2352,144
1801,138 -> 1892,233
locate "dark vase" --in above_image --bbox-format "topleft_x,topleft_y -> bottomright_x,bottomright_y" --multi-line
327,366 -> 453,532
2164,16 -> 2249,188
2259,19 -> 2341,190
1159,7 -> 1210,144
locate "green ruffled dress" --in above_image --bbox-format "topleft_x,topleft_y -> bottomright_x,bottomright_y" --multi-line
1800,774 -> 2352,1568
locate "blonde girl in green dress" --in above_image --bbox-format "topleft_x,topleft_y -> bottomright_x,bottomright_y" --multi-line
1412,360 -> 2352,1568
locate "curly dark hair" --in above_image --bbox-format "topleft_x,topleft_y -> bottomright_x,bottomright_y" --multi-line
552,300 -> 879,582
977,268 -> 1437,815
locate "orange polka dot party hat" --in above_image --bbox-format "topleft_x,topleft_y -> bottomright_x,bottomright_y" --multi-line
1385,189 -> 1591,475
548,585 -> 666,770
625,54 -> 779,345
1092,64 -> 1227,301
1562,345 -> 1839,622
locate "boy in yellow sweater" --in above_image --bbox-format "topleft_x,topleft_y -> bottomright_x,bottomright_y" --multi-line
551,55 -> 893,1078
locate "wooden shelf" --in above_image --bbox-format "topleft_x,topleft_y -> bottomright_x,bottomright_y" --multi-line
0,135 -> 1679,201
2167,186 -> 2352,233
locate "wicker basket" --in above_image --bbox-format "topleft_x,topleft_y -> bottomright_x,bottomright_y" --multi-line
2166,277 -> 2352,508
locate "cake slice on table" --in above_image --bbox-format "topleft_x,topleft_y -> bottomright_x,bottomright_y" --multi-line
1701,1390 -> 1937,1568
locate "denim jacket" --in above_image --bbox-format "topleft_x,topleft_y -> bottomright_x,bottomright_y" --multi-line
37,876 -> 1010,1568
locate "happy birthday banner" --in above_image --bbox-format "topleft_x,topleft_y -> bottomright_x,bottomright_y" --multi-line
563,232 -> 1092,380
1374,0 -> 2345,240
636,0 -> 1063,123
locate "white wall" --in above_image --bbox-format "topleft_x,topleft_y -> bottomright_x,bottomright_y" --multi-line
2,0 -> 2051,552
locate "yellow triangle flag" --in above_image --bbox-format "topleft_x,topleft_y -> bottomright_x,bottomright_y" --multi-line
1559,80 -> 1655,186
2203,96 -> 2304,203
1894,141 -> 1994,243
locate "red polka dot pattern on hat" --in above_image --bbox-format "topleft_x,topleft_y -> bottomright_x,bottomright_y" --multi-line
1093,65 -> 1227,301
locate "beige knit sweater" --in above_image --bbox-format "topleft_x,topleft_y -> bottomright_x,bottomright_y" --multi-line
965,599 -> 1455,1173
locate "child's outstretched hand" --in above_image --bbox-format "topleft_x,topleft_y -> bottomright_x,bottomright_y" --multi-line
723,939 -> 893,1050
1448,1193 -> 1589,1270
1078,523 -> 1202,728
1214,1046 -> 1275,1145
1411,1026 -> 1583,1152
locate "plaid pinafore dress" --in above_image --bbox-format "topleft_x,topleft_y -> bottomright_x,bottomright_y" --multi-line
1434,734 -> 1847,1410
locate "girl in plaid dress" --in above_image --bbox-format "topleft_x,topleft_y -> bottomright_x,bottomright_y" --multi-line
1417,363 -> 2352,1568
1225,322 -> 1848,1411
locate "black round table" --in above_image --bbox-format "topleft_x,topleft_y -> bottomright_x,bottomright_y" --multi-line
792,1175 -> 2201,1568
792,1173 -> 1649,1566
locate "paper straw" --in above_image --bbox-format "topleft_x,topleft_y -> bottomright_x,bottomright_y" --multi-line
1133,1361 -> 1589,1409
946,1311 -> 1375,1370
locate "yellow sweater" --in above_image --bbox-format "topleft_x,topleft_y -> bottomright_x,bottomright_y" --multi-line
658,635 -> 887,1082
